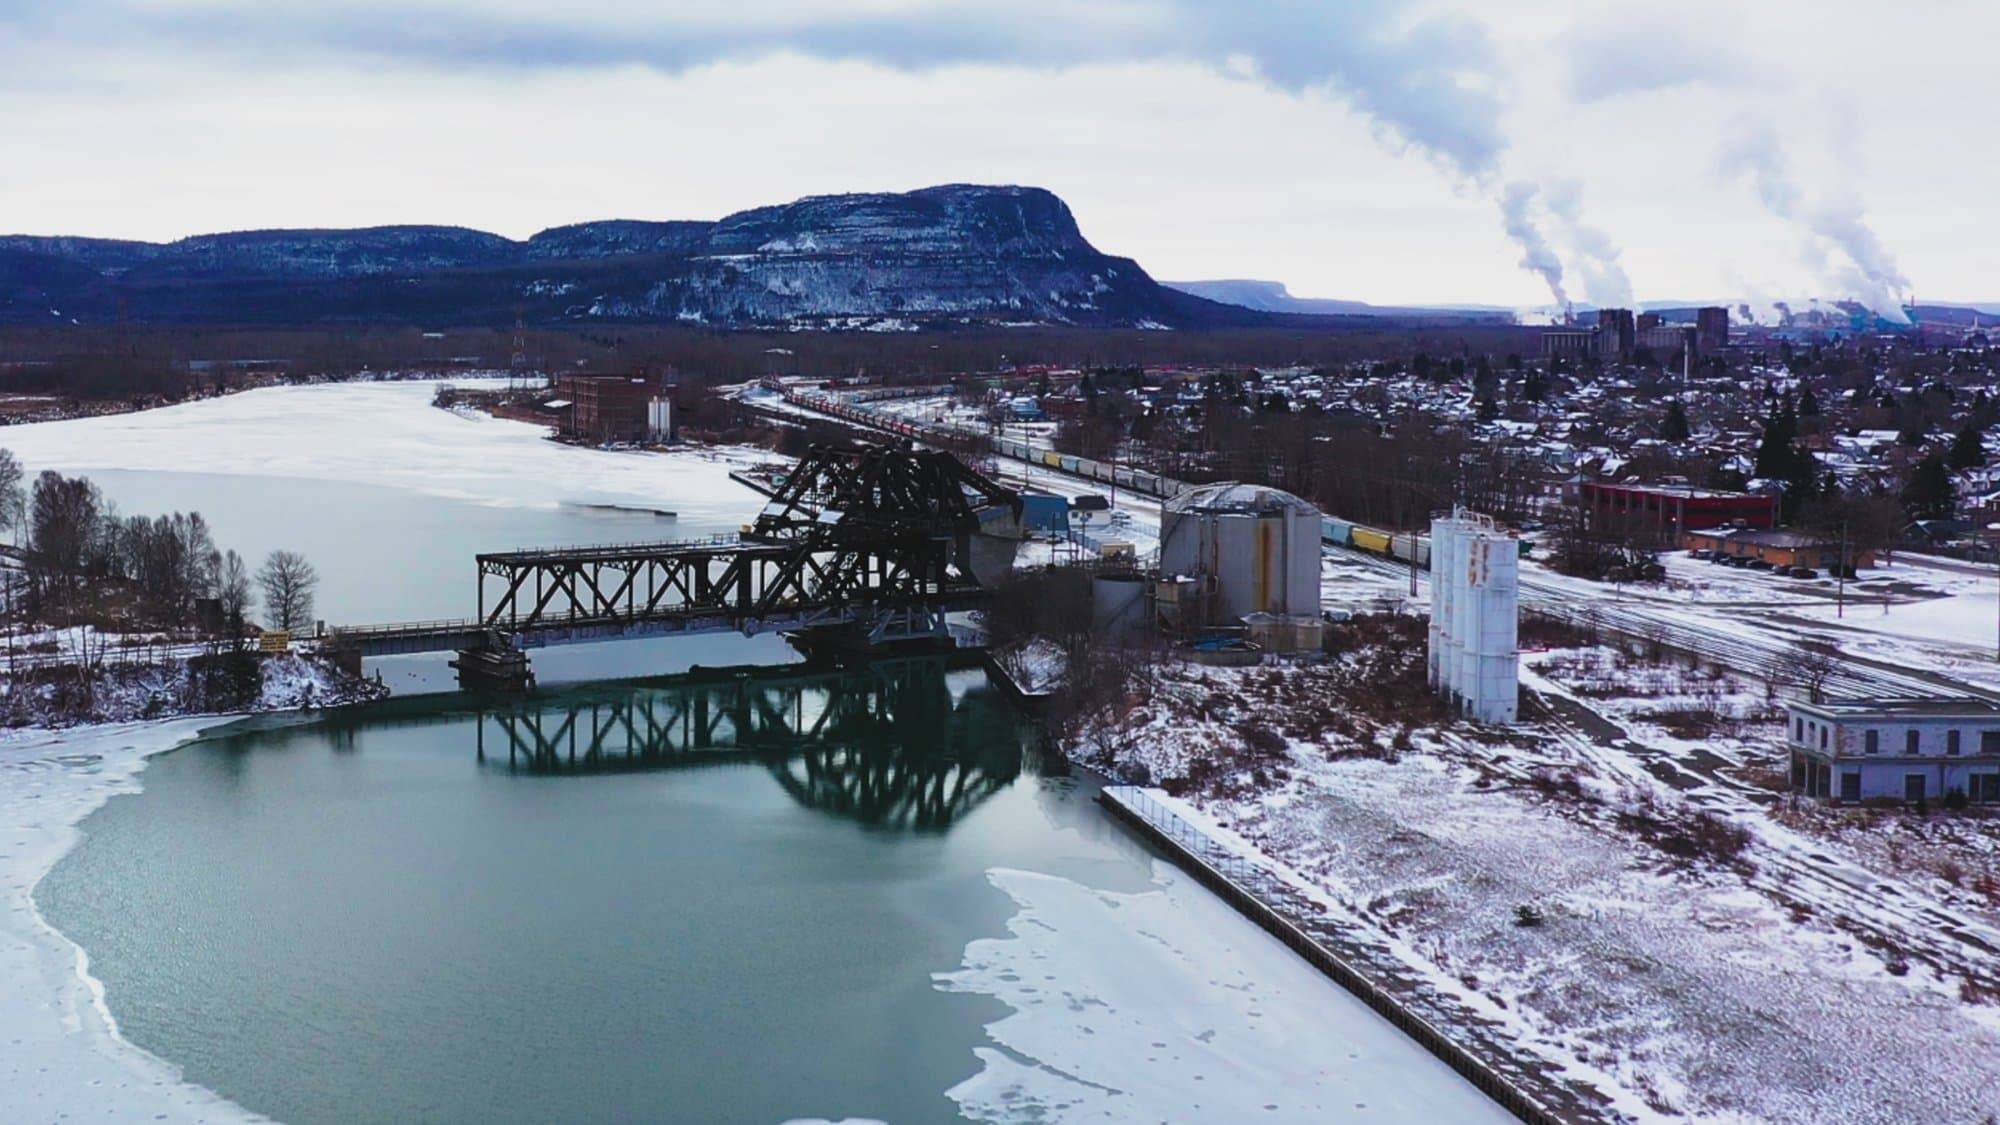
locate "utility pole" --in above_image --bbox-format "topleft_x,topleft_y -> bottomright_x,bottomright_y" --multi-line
1989,522 -> 2000,660
1836,520 -> 1848,618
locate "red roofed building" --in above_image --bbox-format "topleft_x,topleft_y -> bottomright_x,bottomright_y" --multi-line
1579,481 -> 1778,539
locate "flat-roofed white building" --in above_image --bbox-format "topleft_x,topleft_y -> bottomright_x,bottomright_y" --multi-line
1787,698 -> 2000,805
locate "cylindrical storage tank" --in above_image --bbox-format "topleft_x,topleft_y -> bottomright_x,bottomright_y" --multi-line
1159,483 -> 1324,623
1092,572 -> 1150,641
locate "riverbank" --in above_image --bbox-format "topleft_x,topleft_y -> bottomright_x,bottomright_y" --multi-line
0,719 -> 265,1123
1,649 -> 386,728
1065,629 -> 2000,1123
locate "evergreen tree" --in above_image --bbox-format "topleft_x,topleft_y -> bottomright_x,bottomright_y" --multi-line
1798,385 -> 1821,416
1661,401 -> 1691,443
1782,449 -> 1820,522
1753,406 -> 1798,479
1901,453 -> 1956,520
1475,392 -> 1499,423
1948,422 -> 1988,470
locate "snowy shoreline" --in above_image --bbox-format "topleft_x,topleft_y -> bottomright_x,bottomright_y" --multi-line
1,718 -> 268,1123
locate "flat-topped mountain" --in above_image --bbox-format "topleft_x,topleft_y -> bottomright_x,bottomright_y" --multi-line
0,185 -> 1300,330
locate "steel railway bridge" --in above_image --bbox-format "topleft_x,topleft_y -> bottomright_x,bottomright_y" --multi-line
326,444 -> 1022,689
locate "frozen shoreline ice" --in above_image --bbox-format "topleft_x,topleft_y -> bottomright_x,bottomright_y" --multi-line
1,720 -> 266,1123
935,864 -> 1512,1124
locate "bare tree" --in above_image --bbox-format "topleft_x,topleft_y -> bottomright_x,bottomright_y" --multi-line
257,550 -> 318,633
28,471 -> 104,607
215,549 -> 254,642
0,448 -> 24,543
1770,639 -> 1839,703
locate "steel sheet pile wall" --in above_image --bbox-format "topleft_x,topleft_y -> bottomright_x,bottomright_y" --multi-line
1427,512 -> 1519,723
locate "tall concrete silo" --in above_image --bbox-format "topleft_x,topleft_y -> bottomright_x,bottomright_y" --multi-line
1159,483 -> 1322,625
1427,511 -> 1519,723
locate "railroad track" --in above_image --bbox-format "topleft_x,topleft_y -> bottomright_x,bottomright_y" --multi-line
1525,690 -> 2000,984
1332,542 -> 1993,701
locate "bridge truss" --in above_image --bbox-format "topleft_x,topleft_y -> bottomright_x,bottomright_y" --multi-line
472,443 -> 1016,642
330,443 -> 1020,665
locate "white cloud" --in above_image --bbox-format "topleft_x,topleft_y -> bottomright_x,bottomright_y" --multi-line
0,0 -> 1994,305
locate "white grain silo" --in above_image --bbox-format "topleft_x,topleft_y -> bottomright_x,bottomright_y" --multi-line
1159,483 -> 1321,629
1427,511 -> 1519,723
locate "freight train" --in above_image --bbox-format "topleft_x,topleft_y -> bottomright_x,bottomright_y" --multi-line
1319,516 -> 1433,568
771,382 -> 1440,568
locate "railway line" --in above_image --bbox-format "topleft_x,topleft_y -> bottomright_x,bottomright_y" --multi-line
1519,687 -> 2000,989
756,381 -> 2000,701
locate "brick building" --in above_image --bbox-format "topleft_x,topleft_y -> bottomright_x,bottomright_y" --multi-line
1578,481 -> 1778,539
557,373 -> 672,444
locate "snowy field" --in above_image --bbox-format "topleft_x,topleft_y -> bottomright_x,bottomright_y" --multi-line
1070,651 -> 2000,1123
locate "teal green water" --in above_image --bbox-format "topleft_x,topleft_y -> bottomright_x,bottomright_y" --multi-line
39,662 -> 1163,1124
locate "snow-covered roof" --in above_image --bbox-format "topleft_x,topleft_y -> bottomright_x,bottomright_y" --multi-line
1163,481 -> 1318,517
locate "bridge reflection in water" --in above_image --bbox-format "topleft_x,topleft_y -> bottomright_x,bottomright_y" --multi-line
471,657 -> 1032,831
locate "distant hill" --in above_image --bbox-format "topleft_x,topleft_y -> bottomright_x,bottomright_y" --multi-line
1164,279 -> 1514,323
0,185 -> 1391,332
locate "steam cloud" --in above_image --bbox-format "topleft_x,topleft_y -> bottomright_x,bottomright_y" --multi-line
1720,122 -> 1911,322
1541,180 -> 1633,309
1499,184 -> 1569,311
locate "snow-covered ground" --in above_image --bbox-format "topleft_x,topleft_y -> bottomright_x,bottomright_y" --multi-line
1069,650 -> 2000,1123
0,722 -> 264,1123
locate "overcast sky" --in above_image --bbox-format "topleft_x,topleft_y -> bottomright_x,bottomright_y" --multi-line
1,0 -> 1990,309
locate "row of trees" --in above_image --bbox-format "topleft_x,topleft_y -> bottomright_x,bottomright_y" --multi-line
1,454 -> 318,634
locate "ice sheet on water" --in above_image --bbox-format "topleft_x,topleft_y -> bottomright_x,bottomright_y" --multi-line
0,378 -> 779,521
933,864 -> 1510,1124
0,721 -> 266,1123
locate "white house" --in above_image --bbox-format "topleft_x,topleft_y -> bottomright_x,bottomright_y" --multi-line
1787,698 -> 2000,805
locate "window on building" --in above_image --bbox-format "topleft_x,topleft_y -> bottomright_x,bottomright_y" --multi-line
1794,717 -> 1804,741
1906,729 -> 1921,755
1906,773 -> 1927,803
1949,729 -> 1962,756
1840,773 -> 1861,802
1984,730 -> 2000,754
1976,774 -> 2000,804
1822,725 -> 1830,750
1865,730 -> 1879,754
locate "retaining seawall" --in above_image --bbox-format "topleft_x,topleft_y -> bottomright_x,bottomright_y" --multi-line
1098,785 -> 1604,1125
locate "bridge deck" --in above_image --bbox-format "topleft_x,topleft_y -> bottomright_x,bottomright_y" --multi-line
335,445 -> 1011,661
330,597 -> 991,657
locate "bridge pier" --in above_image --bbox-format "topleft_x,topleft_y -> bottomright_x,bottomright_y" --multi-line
451,635 -> 535,693
327,642 -> 364,679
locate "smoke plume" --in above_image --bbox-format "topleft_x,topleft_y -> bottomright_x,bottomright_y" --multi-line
1541,179 -> 1633,309
1719,122 -> 1911,322
1499,183 -> 1569,310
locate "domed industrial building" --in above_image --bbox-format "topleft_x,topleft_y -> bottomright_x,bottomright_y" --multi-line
1157,482 -> 1323,628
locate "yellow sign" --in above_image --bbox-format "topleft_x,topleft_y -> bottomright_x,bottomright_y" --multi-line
259,631 -> 291,653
